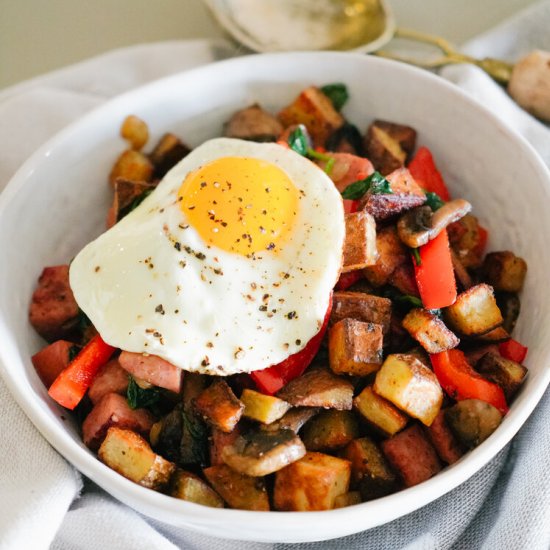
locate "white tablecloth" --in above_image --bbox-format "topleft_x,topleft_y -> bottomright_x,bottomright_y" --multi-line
1,3 -> 549,549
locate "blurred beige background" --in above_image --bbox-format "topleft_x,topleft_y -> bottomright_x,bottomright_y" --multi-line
0,0 -> 539,89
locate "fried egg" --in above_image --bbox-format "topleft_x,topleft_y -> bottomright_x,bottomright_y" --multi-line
70,138 -> 345,375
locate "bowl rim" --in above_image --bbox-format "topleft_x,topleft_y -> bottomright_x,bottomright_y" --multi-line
1,50 -> 549,543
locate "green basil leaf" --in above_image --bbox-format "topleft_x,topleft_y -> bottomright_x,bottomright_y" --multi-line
395,294 -> 423,308
321,83 -> 349,111
425,191 -> 445,211
341,171 -> 393,200
119,188 -> 154,220
411,247 -> 422,266
368,171 -> 393,195
288,126 -> 308,156
127,376 -> 161,410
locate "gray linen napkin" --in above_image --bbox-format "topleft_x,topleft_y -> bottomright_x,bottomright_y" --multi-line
1,3 -> 549,549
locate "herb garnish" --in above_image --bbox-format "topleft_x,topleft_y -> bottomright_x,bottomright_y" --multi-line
119,189 -> 154,220
411,247 -> 422,266
287,126 -> 335,175
341,171 -> 393,199
127,376 -> 161,411
181,410 -> 208,466
425,191 -> 445,211
381,288 -> 423,309
321,83 -> 349,111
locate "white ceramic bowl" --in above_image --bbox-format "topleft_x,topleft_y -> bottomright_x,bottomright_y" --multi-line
1,52 -> 549,543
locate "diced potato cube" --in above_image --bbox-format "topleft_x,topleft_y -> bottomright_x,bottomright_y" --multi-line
193,380 -> 244,433
329,319 -> 384,376
149,133 -> 190,178
353,386 -> 408,436
362,167 -> 426,221
331,291 -> 392,335
342,210 -> 378,272
482,251 -> 527,293
381,424 -> 441,487
273,452 -> 351,511
340,437 -> 397,500
364,120 -> 417,175
374,354 -> 443,426
402,308 -> 459,353
447,214 -> 484,268
203,464 -> 270,511
98,427 -> 175,490
476,326 -> 510,343
224,103 -> 283,142
278,86 -> 344,146
108,150 -> 153,187
277,368 -> 354,410
476,351 -> 527,399
170,469 -> 224,508
209,426 -> 241,466
110,178 -> 156,226
334,491 -> 362,508
241,389 -> 291,424
301,410 -> 360,451
363,225 -> 408,286
445,284 -> 503,336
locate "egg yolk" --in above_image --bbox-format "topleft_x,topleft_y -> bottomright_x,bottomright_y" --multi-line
178,157 -> 299,255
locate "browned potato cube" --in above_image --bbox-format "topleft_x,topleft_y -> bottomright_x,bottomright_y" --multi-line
363,225 -> 408,287
193,380 -> 244,433
476,351 -> 527,399
340,437 -> 398,500
374,354 -> 443,426
241,389 -> 291,424
329,319 -> 384,376
273,452 -> 351,511
149,133 -> 191,178
109,178 -> 156,226
388,263 -> 420,296
209,426 -> 241,466
98,427 -> 175,490
224,104 -> 283,142
203,464 -> 270,511
447,214 -> 484,269
445,284 -> 503,336
334,491 -> 362,508
381,424 -> 441,487
402,308 -> 460,353
331,291 -> 392,335
362,167 -> 426,221
342,210 -> 378,272
120,115 -> 149,151
277,368 -> 354,410
482,251 -> 527,293
364,120 -> 417,175
278,86 -> 344,147
353,386 -> 408,437
476,326 -> 510,343
109,150 -> 153,187
301,410 -> 360,451
170,469 -> 224,508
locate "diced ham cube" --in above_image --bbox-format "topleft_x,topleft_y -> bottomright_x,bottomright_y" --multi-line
424,410 -> 465,465
29,265 -> 79,341
31,340 -> 79,388
82,392 -> 154,451
381,424 -> 442,487
118,351 -> 183,393
88,359 -> 130,404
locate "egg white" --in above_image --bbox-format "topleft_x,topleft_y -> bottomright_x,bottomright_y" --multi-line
70,138 -> 345,375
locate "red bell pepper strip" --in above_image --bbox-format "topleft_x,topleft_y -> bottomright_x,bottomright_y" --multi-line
251,298 -> 332,395
431,349 -> 509,415
499,338 -> 528,363
48,334 -> 116,410
408,146 -> 451,201
413,230 -> 457,309
335,270 -> 363,291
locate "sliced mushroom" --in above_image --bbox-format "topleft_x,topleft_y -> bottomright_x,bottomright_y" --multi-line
221,428 -> 306,477
397,199 -> 472,248
262,407 -> 320,433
